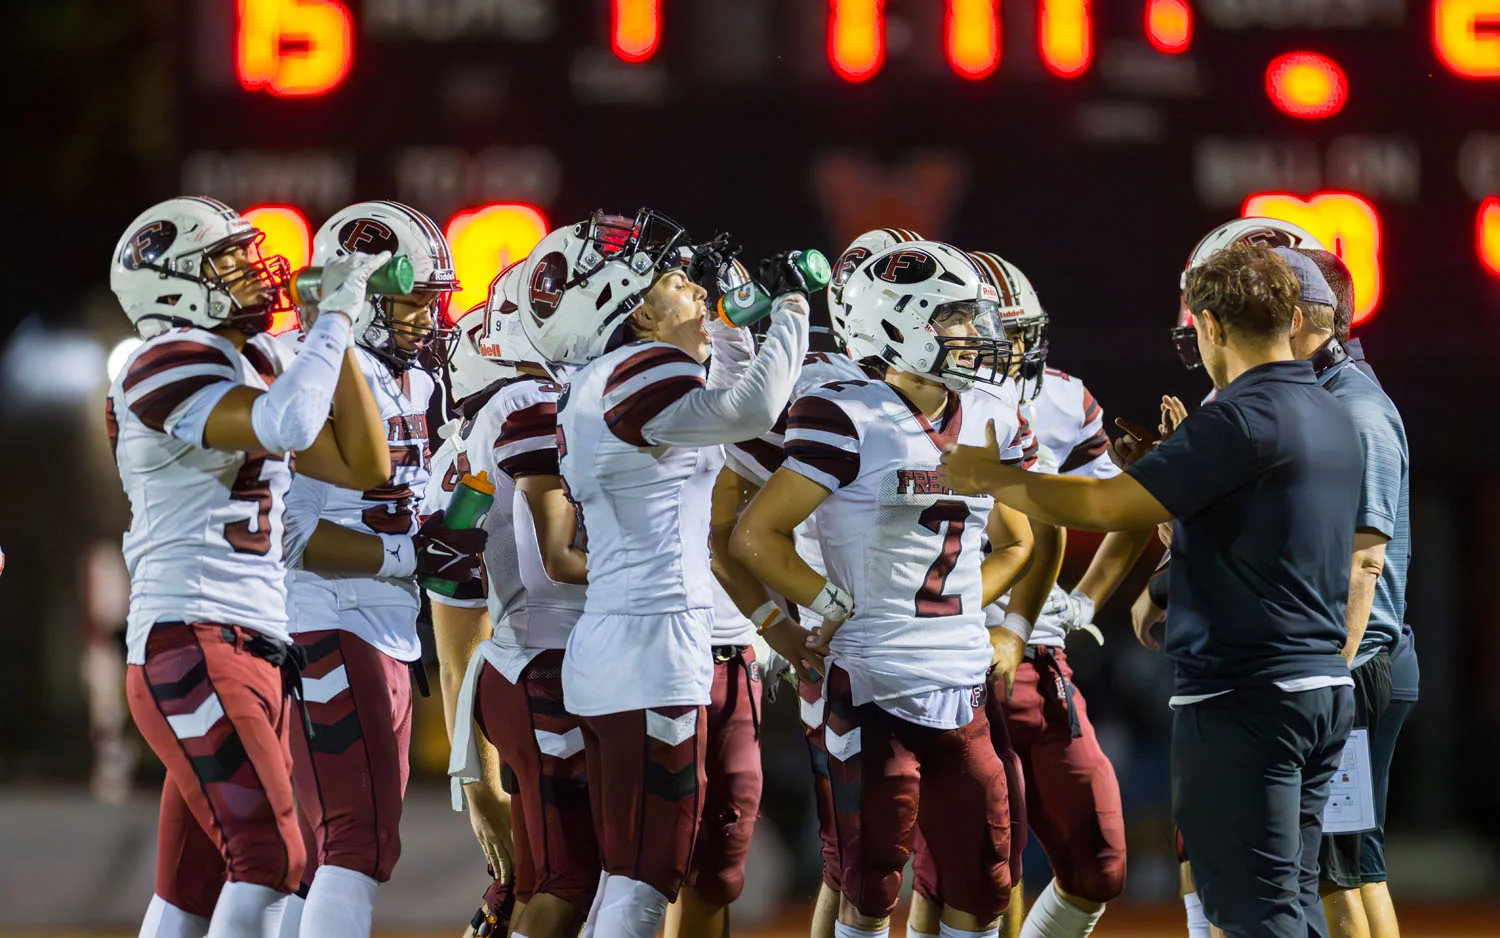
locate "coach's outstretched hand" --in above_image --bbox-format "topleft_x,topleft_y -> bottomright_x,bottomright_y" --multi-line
937,420 -> 1004,496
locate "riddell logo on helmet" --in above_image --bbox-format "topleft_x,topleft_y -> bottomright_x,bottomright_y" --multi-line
337,218 -> 400,255
478,341 -> 505,359
876,250 -> 937,284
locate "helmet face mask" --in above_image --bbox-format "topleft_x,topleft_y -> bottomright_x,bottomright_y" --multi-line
842,240 -> 1014,393
112,197 -> 293,339
310,201 -> 460,373
969,250 -> 1047,398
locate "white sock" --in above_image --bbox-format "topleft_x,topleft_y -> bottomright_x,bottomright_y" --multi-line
939,923 -> 998,938
207,882 -> 287,938
300,865 -> 378,938
908,930 -> 938,938
1018,881 -> 1103,938
579,871 -> 609,938
139,894 -> 210,938
274,895 -> 303,938
593,875 -> 669,938
1183,892 -> 1210,938
835,923 -> 890,938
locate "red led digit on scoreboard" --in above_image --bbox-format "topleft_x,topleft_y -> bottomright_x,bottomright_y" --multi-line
829,0 -> 886,82
445,204 -> 551,315
1040,0 -> 1093,78
946,0 -> 1000,79
1146,0 -> 1192,55
1266,52 -> 1348,119
1242,192 -> 1383,324
1433,0 -> 1500,78
243,204 -> 311,336
1479,197 -> 1500,277
612,0 -> 661,63
236,0 -> 352,97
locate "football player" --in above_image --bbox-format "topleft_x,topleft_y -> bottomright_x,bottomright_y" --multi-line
715,227 -> 923,938
732,240 -> 1035,938
920,253 -> 1158,938
522,209 -> 809,938
424,298 -> 514,938
444,259 -> 599,938
109,196 -> 393,937
277,201 -> 484,938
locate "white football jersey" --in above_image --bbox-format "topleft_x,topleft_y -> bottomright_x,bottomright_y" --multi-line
725,344 -> 869,631
285,346 -> 434,661
988,367 -> 1118,647
784,379 -> 1033,724
108,329 -> 296,663
559,341 -> 722,714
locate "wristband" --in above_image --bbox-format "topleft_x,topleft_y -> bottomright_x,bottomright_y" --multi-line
997,612 -> 1034,644
807,581 -> 854,624
377,533 -> 417,579
750,601 -> 785,635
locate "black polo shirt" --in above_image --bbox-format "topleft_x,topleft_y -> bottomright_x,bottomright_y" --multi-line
1126,360 -> 1362,695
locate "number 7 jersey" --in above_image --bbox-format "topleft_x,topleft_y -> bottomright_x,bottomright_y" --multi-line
783,378 -> 1032,713
106,328 -> 296,664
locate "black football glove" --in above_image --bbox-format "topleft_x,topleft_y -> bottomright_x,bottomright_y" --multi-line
758,251 -> 812,299
413,510 -> 488,584
687,232 -> 742,305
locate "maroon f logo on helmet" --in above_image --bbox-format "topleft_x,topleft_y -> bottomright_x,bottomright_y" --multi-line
337,218 -> 399,255
529,251 -> 568,320
876,250 -> 937,284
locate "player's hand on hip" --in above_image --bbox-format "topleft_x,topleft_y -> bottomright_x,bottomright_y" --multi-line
937,420 -> 1002,495
988,628 -> 1026,699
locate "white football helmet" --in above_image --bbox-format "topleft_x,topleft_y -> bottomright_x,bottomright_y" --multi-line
481,261 -> 552,372
1174,217 -> 1326,370
969,251 -> 1048,399
841,240 -> 1009,392
826,228 -> 923,346
520,209 -> 692,365
446,304 -> 514,401
310,200 -> 459,371
110,196 -> 291,339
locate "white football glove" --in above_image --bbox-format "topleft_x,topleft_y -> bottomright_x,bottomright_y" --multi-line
1056,587 -> 1103,645
303,249 -> 393,325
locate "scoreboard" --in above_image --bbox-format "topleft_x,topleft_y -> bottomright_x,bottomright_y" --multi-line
180,0 -> 1500,344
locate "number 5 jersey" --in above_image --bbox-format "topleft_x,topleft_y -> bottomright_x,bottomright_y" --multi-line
106,328 -> 297,664
283,345 -> 434,662
782,378 -> 1033,727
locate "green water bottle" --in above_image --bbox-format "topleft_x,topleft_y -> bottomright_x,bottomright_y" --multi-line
418,471 -> 495,597
288,255 -> 416,307
715,250 -> 833,328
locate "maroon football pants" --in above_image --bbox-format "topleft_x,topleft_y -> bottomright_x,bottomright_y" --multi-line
473,650 -> 598,912
799,672 -> 841,892
289,629 -> 412,884
1001,648 -> 1126,903
685,646 -> 764,907
824,666 -> 1012,921
581,704 -> 709,899
127,622 -> 304,903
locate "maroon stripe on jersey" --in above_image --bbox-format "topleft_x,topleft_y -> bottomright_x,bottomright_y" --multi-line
785,439 -> 859,489
604,374 -> 705,447
496,401 -> 558,448
1060,432 -> 1109,473
123,341 -> 235,392
1003,411 -> 1038,468
241,343 -> 278,385
129,374 -> 224,433
887,386 -> 964,451
105,397 -> 121,457
727,436 -> 787,477
786,396 -> 859,440
499,448 -> 561,479
1081,387 -> 1102,424
604,344 -> 699,396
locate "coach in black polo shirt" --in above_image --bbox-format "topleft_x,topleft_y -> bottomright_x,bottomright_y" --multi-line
938,244 -> 1361,938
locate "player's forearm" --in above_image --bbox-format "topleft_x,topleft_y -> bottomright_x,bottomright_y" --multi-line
1342,554 -> 1384,662
430,602 -> 492,741
326,349 -> 391,490
521,483 -> 589,585
711,522 -> 775,618
1075,527 -> 1156,607
731,525 -> 829,611
300,520 -> 387,576
1000,519 -> 1060,619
